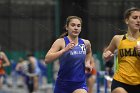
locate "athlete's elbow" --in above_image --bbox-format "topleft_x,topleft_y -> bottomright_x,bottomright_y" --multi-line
45,57 -> 49,64
6,61 -> 11,66
45,56 -> 52,64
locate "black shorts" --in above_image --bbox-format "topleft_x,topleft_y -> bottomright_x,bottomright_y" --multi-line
111,79 -> 140,93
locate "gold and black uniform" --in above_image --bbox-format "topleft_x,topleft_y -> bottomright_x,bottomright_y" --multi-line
114,34 -> 140,85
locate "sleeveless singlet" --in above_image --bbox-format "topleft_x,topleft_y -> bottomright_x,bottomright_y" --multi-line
114,34 -> 140,85
0,56 -> 5,75
57,36 -> 86,82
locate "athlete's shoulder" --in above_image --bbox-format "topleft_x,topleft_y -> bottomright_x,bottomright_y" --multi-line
0,51 -> 6,57
112,35 -> 124,42
53,38 -> 65,45
55,38 -> 64,42
81,39 -> 91,44
52,38 -> 65,49
81,39 -> 91,50
113,35 -> 124,39
0,51 -> 4,55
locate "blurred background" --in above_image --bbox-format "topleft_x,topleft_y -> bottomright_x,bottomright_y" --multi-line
0,0 -> 140,93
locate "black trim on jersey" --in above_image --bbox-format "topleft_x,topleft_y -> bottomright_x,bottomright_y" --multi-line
122,34 -> 126,40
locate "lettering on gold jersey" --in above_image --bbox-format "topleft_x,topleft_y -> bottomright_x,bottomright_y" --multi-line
119,48 -> 140,57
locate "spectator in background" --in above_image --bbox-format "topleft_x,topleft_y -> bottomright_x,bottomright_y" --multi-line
26,53 -> 41,93
103,46 -> 114,88
38,58 -> 47,88
15,57 -> 26,87
0,51 -> 10,89
86,56 -> 96,93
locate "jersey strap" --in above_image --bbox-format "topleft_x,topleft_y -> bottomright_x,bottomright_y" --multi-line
64,36 -> 70,46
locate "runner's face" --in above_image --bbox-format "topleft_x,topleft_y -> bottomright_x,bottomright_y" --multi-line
126,11 -> 140,31
66,19 -> 81,37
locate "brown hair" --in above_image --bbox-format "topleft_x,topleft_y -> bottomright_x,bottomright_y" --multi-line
124,7 -> 140,19
59,16 -> 82,38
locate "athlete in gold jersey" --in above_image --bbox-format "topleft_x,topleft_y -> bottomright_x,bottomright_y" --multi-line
102,7 -> 140,93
